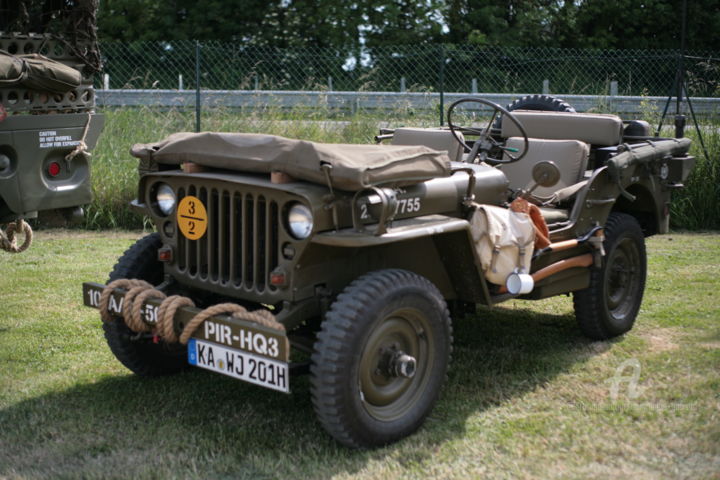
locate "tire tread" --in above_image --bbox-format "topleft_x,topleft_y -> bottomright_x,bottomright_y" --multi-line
310,269 -> 452,448
573,213 -> 646,340
505,94 -> 576,113
103,233 -> 187,377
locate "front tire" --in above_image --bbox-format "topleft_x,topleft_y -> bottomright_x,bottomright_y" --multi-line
103,233 -> 188,376
310,269 -> 452,448
573,213 -> 647,340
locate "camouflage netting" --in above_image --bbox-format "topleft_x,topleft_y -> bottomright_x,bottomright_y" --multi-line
0,0 -> 100,112
0,0 -> 101,74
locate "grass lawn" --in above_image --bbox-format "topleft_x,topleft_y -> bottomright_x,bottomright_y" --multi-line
1,230 -> 718,479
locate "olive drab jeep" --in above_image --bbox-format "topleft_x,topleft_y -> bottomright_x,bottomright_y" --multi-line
0,3 -> 104,252
83,95 -> 696,448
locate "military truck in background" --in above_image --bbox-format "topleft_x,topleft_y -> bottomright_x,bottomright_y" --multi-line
0,0 -> 104,251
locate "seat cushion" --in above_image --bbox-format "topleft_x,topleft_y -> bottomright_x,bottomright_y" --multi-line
500,138 -> 589,198
391,127 -> 464,162
501,110 -> 623,146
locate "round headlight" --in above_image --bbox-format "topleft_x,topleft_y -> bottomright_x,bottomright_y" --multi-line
156,183 -> 176,215
288,203 -> 313,239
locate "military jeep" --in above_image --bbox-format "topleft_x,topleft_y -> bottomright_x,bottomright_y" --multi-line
83,96 -> 696,448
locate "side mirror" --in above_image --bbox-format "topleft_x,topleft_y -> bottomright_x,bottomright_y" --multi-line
524,161 -> 561,197
532,161 -> 561,188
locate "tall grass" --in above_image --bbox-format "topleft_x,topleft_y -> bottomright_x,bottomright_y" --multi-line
84,105 -> 719,230
634,94 -> 720,229
670,123 -> 720,230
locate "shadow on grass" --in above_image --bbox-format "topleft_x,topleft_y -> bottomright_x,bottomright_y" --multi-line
0,305 -> 610,479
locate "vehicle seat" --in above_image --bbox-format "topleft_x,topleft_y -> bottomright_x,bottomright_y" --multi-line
391,127 -> 465,162
500,137 -> 590,198
501,111 -> 623,146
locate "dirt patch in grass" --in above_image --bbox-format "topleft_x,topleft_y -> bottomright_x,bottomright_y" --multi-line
638,327 -> 681,353
588,340 -> 613,355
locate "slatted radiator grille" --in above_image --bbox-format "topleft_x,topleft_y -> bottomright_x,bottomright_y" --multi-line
176,185 -> 280,293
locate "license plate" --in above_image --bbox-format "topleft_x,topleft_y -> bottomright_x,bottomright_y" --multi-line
188,338 -> 289,393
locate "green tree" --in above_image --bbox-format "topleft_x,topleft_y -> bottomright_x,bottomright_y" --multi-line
97,0 -> 720,51
361,0 -> 445,48
444,0 -> 579,47
98,0 -> 278,42
573,0 -> 720,50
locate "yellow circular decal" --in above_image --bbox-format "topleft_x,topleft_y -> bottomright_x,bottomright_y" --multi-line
177,196 -> 207,240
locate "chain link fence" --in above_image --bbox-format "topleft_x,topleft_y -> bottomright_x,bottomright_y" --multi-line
98,41 -> 720,98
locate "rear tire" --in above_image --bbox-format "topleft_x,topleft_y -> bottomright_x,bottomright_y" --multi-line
103,233 -> 188,376
573,213 -> 647,340
494,94 -> 575,129
504,94 -> 576,113
310,269 -> 452,448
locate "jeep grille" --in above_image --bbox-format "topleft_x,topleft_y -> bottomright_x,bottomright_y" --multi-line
175,184 -> 280,294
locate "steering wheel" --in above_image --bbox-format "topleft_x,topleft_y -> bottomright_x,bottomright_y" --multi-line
447,97 -> 529,164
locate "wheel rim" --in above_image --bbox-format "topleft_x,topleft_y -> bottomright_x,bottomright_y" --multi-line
359,307 -> 434,422
604,236 -> 642,320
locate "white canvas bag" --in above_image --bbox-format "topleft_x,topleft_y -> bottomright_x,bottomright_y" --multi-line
470,204 -> 535,285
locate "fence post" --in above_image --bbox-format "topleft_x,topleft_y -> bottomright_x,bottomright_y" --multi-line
328,76 -> 333,91
610,80 -> 618,96
471,78 -> 477,94
542,79 -> 550,94
609,80 -> 618,111
438,44 -> 445,126
195,40 -> 201,133
400,77 -> 406,93
179,74 -> 183,91
103,73 -> 109,90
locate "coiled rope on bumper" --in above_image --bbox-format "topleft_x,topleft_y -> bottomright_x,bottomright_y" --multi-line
1,219 -> 33,253
99,279 -> 154,324
128,287 -> 167,333
156,295 -> 195,343
177,302 -> 284,344
100,280 -> 284,344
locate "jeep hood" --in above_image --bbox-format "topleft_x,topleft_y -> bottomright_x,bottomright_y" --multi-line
131,132 -> 452,191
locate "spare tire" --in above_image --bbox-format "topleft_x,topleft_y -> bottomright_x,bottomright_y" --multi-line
504,94 -> 576,113
494,94 -> 575,130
